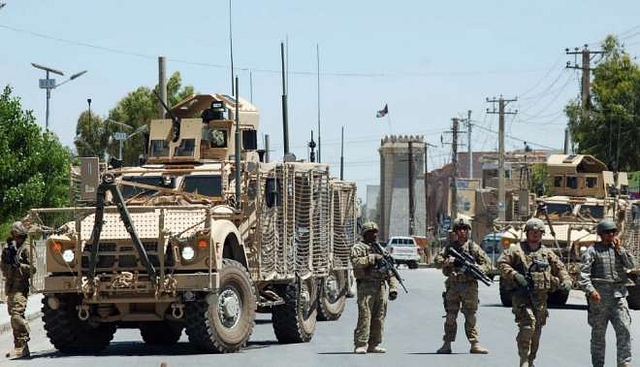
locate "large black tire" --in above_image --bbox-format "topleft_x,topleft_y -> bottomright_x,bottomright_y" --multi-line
627,284 -> 640,310
41,294 -> 117,354
140,321 -> 184,346
499,278 -> 513,307
317,270 -> 347,321
272,276 -> 318,343
408,261 -> 419,269
185,259 -> 256,353
547,289 -> 570,307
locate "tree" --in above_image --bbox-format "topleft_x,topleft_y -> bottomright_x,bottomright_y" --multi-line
567,35 -> 640,172
74,72 -> 195,165
0,85 -> 72,230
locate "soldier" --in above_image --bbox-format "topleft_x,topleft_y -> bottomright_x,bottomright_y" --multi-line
1,221 -> 36,359
350,221 -> 398,354
434,217 -> 490,354
498,218 -> 572,367
579,219 -> 635,367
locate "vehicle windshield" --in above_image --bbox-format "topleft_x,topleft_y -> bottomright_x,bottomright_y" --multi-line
481,238 -> 501,254
182,175 -> 223,197
577,204 -> 604,219
121,176 -> 165,198
545,203 -> 573,216
389,238 -> 416,247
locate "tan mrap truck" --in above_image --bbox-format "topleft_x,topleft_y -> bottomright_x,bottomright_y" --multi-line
25,93 -> 357,353
495,154 -> 640,308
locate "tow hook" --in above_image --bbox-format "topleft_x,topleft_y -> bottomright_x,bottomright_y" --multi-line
171,302 -> 185,319
77,304 -> 91,321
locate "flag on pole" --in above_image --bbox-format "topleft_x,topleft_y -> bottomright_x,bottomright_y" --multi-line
376,104 -> 388,118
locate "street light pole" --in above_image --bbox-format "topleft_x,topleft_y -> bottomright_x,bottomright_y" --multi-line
31,63 -> 87,130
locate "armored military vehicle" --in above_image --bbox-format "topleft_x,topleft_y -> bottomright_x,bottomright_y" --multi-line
495,154 -> 640,308
26,93 -> 357,353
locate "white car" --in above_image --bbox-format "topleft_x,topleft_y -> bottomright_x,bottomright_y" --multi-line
386,236 -> 420,269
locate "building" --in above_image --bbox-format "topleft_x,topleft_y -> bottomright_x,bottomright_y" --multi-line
378,135 -> 426,241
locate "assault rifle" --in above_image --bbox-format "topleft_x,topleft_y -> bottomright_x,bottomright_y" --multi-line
447,247 -> 493,286
371,242 -> 408,293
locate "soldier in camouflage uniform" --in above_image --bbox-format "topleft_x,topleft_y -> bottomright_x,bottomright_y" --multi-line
579,219 -> 635,367
498,218 -> 571,367
1,221 -> 36,359
434,217 -> 490,354
350,222 -> 398,354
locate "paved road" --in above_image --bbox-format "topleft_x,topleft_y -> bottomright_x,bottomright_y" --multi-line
1,268 -> 638,367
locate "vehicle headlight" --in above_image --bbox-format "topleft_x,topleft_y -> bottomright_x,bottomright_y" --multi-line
61,249 -> 75,263
181,246 -> 196,261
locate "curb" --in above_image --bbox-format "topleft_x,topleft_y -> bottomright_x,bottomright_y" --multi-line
0,311 -> 42,335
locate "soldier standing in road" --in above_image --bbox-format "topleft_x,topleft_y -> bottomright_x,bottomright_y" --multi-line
434,217 -> 490,354
1,221 -> 36,359
579,219 -> 635,367
350,222 -> 398,354
498,218 -> 571,367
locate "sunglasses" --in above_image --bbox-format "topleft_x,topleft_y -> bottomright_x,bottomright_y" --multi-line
601,230 -> 617,235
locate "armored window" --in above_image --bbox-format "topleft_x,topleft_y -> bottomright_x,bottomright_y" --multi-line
566,176 -> 578,189
121,176 -> 164,198
205,129 -> 228,148
150,140 -> 169,157
175,139 -> 196,157
553,176 -> 563,187
586,177 -> 598,188
579,205 -> 604,219
182,175 -> 222,197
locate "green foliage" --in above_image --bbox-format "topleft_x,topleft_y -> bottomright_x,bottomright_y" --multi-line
529,163 -> 550,196
0,85 -> 72,228
567,35 -> 640,171
74,72 -> 195,166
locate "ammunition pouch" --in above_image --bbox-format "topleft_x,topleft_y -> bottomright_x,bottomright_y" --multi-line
530,271 -> 551,291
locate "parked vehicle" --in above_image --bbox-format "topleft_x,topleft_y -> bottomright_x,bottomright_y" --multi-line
385,236 -> 420,269
480,232 -> 506,279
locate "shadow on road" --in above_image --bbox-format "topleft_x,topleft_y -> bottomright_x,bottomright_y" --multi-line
482,302 -> 587,311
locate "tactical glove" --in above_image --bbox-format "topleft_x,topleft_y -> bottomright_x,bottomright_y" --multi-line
368,254 -> 383,265
388,290 -> 398,301
560,281 -> 572,292
514,273 -> 529,287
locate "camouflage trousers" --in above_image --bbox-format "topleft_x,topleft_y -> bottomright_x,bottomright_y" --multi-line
587,296 -> 632,367
353,279 -> 388,348
512,293 -> 549,363
441,281 -> 479,343
6,291 -> 30,344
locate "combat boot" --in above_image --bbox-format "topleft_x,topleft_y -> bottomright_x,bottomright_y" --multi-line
469,342 -> 489,354
367,345 -> 386,353
436,341 -> 452,354
354,346 -> 367,354
519,356 -> 529,367
5,341 -> 29,359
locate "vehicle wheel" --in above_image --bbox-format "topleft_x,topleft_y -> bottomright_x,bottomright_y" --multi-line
42,294 -> 116,354
547,289 -> 570,307
408,261 -> 419,269
185,259 -> 256,353
627,284 -> 640,310
499,278 -> 512,307
140,321 -> 183,345
317,270 -> 347,321
272,276 -> 318,343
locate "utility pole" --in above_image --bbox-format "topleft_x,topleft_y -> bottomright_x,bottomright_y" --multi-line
424,141 -> 436,232
465,110 -> 473,178
486,95 -> 517,221
451,118 -> 460,220
565,45 -> 605,153
408,141 -> 415,236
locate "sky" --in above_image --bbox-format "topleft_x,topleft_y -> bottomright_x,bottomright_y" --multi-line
2,0 -> 640,200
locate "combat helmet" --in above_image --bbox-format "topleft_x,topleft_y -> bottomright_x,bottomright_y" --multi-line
524,218 -> 545,233
10,221 -> 27,237
596,219 -> 617,234
360,221 -> 378,236
452,216 -> 472,231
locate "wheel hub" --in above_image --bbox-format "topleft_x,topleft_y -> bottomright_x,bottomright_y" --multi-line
325,275 -> 339,301
218,288 -> 241,328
